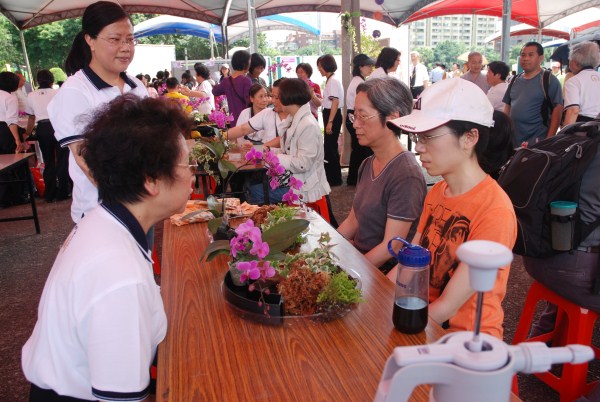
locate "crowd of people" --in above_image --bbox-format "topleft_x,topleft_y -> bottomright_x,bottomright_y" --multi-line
1,1 -> 599,400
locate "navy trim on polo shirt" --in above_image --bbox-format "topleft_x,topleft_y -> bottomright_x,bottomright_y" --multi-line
92,385 -> 149,401
82,66 -> 138,91
101,201 -> 151,262
58,135 -> 84,148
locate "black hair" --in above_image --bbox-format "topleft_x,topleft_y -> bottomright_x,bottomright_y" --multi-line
194,62 -> 210,80
522,41 -> 544,56
64,1 -> 131,76
163,70 -> 170,79
248,83 -> 266,108
81,95 -> 194,205
144,74 -> 151,82
36,70 -> 54,89
181,71 -> 192,82
296,63 -> 313,78
249,53 -> 266,75
156,70 -> 165,80
166,77 -> 179,89
317,54 -> 337,73
135,73 -> 144,81
352,54 -> 374,77
376,47 -> 401,73
487,61 -> 510,81
278,78 -> 311,106
445,110 -> 515,178
272,78 -> 284,88
231,50 -> 251,71
0,71 -> 19,93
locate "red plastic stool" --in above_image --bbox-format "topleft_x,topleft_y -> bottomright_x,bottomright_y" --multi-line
306,196 -> 330,223
190,175 -> 216,200
152,245 -> 161,276
511,280 -> 600,401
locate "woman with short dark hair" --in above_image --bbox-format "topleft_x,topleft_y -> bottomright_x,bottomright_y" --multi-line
263,78 -> 331,204
316,54 -> 343,186
346,53 -> 375,186
248,53 -> 267,86
23,94 -> 194,402
371,47 -> 401,79
212,50 -> 252,126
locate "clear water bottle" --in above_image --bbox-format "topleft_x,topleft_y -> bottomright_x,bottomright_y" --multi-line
388,237 -> 431,334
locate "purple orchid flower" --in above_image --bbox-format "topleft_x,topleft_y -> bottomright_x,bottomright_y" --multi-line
250,240 -> 270,259
245,148 -> 263,164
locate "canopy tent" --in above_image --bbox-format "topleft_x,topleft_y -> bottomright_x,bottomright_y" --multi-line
0,0 -> 410,30
484,24 -> 570,43
133,14 -> 320,43
134,15 -> 224,42
400,0 -> 600,29
550,29 -> 600,64
482,8 -> 600,44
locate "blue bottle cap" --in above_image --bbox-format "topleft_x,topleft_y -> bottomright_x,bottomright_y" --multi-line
398,245 -> 431,267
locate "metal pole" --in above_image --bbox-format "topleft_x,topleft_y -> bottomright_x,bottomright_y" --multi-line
209,26 -> 215,59
18,30 -> 33,85
501,0 -> 511,63
247,0 -> 257,53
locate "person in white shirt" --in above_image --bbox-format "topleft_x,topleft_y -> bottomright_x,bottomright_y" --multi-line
25,69 -> 70,202
346,53 -> 375,186
371,47 -> 401,80
23,94 -> 194,402
486,61 -> 510,112
48,1 -> 147,223
317,54 -> 344,187
180,62 -> 215,114
0,72 -> 26,154
563,41 -> 600,125
264,78 -> 331,204
409,51 -> 429,98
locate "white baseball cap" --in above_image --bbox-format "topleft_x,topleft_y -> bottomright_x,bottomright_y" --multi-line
387,79 -> 494,133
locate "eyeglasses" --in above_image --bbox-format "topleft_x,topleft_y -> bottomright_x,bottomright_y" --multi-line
97,36 -> 138,47
177,161 -> 198,174
408,132 -> 449,145
348,113 -> 377,124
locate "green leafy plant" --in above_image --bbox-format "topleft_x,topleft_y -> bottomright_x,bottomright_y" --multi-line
317,271 -> 364,304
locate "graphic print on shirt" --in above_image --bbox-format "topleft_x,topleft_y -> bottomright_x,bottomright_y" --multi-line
420,203 -> 471,292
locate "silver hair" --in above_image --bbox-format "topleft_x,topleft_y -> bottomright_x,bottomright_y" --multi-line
468,51 -> 482,61
410,51 -> 420,57
355,77 -> 413,133
569,41 -> 600,68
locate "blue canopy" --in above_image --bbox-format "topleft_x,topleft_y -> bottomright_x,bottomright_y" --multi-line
134,16 -> 224,42
134,15 -> 320,43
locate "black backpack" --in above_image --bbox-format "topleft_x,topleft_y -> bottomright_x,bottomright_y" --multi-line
497,120 -> 600,257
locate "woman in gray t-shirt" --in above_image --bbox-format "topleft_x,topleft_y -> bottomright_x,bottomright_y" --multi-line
338,78 -> 426,273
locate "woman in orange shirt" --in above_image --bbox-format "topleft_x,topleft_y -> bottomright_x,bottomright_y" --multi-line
387,79 -> 517,339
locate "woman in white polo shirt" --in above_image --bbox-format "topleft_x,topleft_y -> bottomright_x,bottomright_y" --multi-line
317,54 -> 344,187
48,1 -> 147,223
23,95 -> 194,402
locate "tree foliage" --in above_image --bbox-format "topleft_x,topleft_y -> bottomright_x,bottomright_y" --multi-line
360,33 -> 382,59
0,16 -> 24,70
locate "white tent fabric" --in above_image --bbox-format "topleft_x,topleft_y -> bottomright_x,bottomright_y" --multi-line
0,0 -> 403,30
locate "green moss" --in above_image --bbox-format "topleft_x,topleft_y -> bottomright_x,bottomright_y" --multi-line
317,272 -> 364,304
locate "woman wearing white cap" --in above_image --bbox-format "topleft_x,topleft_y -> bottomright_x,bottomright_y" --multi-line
387,78 -> 517,339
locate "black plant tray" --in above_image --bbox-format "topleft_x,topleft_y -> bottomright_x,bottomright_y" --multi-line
222,271 -> 285,326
